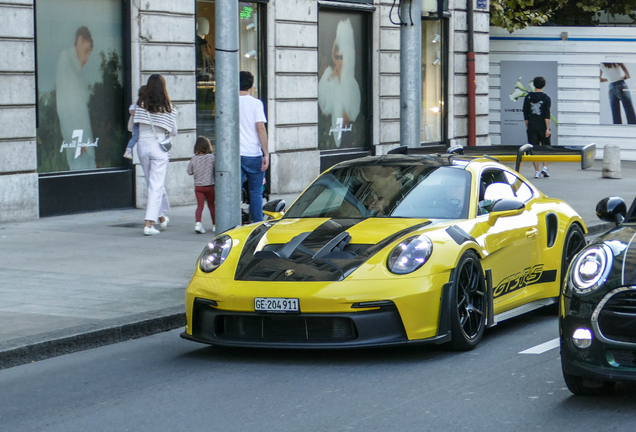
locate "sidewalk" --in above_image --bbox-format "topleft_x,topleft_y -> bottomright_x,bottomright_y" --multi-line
0,162 -> 634,368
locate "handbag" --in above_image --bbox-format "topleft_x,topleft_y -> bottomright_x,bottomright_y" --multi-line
148,113 -> 172,152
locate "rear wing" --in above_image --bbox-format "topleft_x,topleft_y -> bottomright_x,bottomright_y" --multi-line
388,144 -> 596,173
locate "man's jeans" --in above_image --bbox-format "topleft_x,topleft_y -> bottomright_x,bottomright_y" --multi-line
609,80 -> 636,124
241,156 -> 264,223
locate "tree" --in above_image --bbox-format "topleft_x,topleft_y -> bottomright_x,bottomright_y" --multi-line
491,0 -> 636,32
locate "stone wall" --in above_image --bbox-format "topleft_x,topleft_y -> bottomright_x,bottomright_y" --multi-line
377,0 -> 401,154
373,0 -> 491,155
0,0 -> 38,222
131,0 -> 197,208
449,0 -> 490,147
268,0 -> 321,195
0,0 -> 492,221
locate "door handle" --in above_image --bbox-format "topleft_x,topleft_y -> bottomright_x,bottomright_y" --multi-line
526,228 -> 538,238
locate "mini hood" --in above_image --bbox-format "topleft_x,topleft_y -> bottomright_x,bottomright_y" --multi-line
597,225 -> 636,286
234,218 -> 430,282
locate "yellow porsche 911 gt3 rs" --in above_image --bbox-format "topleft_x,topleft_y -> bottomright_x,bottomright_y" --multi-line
182,154 -> 587,350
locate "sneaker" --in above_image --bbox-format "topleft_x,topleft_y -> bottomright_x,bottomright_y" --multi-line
123,148 -> 133,160
195,222 -> 206,234
159,216 -> 169,231
143,226 -> 160,236
534,171 -> 541,179
542,166 -> 550,178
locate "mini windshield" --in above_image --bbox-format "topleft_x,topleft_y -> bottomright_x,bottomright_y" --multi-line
285,164 -> 472,219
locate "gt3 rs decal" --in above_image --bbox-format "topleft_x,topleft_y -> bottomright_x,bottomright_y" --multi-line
494,265 -> 557,298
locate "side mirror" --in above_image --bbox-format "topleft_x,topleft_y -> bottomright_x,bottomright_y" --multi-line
596,196 -> 626,226
488,199 -> 525,226
263,199 -> 285,220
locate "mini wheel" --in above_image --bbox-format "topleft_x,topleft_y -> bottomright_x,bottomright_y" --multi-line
562,369 -> 616,396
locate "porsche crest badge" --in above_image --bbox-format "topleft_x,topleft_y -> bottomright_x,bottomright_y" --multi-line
285,269 -> 295,277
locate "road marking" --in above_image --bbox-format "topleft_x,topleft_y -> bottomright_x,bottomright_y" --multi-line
519,338 -> 559,354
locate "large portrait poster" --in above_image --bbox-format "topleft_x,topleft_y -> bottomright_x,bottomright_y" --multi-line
318,10 -> 369,151
599,62 -> 636,125
500,61 -> 558,146
36,0 -> 125,173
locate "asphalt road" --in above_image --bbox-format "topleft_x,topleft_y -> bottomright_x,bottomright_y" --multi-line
1,314 -> 635,432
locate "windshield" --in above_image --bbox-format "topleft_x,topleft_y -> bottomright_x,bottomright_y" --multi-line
285,164 -> 471,219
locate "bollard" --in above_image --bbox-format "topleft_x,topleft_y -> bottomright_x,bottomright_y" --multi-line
602,145 -> 622,179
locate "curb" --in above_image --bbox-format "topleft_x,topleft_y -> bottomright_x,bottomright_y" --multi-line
586,221 -> 614,236
0,306 -> 185,370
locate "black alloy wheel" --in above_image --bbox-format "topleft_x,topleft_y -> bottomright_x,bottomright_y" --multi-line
450,250 -> 487,351
562,369 -> 616,396
561,224 -> 586,284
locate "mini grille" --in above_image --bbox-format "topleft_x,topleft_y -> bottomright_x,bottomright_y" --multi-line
609,350 -> 636,367
603,290 -> 636,315
216,315 -> 357,343
598,290 -> 636,343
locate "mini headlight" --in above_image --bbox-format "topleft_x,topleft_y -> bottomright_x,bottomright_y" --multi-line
199,235 -> 232,273
570,245 -> 612,294
572,328 -> 593,349
387,235 -> 433,275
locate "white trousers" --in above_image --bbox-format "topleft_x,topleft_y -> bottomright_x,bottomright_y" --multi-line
138,140 -> 170,223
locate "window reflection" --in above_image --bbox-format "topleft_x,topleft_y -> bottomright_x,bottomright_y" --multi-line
422,20 -> 443,143
285,163 -> 471,220
196,1 -> 261,140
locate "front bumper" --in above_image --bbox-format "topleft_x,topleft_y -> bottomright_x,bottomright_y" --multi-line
560,293 -> 636,382
184,271 -> 452,343
181,298 -> 450,349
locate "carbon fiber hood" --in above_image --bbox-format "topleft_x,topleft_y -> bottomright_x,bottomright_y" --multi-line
234,218 -> 431,282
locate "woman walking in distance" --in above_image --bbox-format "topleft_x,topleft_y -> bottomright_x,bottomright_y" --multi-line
129,75 -> 178,236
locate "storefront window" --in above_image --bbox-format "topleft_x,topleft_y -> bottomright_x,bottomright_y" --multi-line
196,1 -> 262,141
318,9 -> 370,151
36,0 -> 126,174
421,20 -> 443,143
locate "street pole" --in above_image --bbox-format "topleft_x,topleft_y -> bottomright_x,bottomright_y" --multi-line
467,0 -> 476,146
400,0 -> 422,148
214,0 -> 241,233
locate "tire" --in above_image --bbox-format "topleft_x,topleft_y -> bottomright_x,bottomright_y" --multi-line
561,224 -> 586,286
449,250 -> 487,351
562,370 -> 616,396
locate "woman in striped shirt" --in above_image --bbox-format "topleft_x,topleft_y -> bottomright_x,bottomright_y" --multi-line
187,136 -> 216,233
130,74 -> 178,236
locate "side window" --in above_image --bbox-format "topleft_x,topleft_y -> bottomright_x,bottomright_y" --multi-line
478,169 -> 509,215
478,169 -> 507,200
503,172 -> 534,202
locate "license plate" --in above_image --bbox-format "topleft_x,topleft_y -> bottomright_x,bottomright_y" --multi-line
254,297 -> 299,313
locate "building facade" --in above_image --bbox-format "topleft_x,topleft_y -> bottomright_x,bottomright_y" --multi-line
0,0 -> 489,223
490,25 -> 636,161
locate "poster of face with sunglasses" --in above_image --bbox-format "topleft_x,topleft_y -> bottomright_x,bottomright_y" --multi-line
318,10 -> 369,150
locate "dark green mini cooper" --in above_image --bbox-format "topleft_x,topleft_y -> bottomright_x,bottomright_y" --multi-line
560,196 -> 636,395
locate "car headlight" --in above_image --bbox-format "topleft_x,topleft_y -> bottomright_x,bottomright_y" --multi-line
199,235 -> 232,273
570,245 -> 612,294
387,235 -> 433,275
